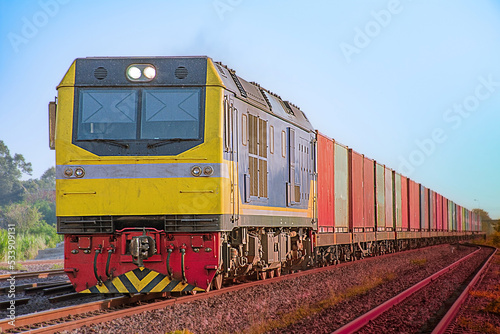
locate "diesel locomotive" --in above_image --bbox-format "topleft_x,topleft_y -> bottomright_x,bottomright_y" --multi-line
49,56 -> 481,294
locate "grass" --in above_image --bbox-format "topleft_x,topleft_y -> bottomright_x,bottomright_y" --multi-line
0,224 -> 63,262
469,290 -> 500,299
410,258 -> 427,266
50,263 -> 63,269
471,234 -> 500,248
0,263 -> 27,271
241,271 -> 395,334
456,316 -> 499,334
469,287 -> 500,317
484,298 -> 500,315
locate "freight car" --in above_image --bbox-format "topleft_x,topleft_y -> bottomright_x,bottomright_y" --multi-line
48,56 -> 482,293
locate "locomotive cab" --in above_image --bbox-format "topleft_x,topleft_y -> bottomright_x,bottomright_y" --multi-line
51,57 -> 228,293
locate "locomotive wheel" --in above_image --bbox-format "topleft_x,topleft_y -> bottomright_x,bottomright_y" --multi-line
259,271 -> 267,280
275,268 -> 281,277
268,270 -> 275,278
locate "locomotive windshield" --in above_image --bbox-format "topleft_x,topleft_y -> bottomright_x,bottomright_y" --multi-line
76,87 -> 203,141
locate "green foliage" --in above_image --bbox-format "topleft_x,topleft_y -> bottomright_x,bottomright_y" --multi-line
0,140 -> 32,206
473,208 -> 491,221
0,222 -> 62,262
34,200 -> 56,225
2,202 -> 42,230
28,220 -> 62,248
0,143 -> 58,262
0,229 -> 7,261
23,167 -> 56,204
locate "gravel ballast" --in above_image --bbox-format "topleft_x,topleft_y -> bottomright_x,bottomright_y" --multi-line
65,244 -> 478,334
449,250 -> 500,333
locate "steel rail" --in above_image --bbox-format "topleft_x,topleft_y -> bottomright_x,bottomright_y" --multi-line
0,293 -> 167,333
332,246 -> 482,334
431,247 -> 497,334
0,269 -> 65,281
0,244 -> 471,333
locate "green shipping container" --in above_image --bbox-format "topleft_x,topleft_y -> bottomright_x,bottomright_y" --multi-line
334,142 -> 349,231
375,163 -> 385,231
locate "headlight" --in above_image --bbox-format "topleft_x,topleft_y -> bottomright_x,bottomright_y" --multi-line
64,168 -> 73,177
126,64 -> 156,82
143,66 -> 156,79
191,166 -> 202,177
203,166 -> 214,176
127,66 -> 141,80
74,167 -> 85,178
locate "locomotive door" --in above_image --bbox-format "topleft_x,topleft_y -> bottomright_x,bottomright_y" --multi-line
224,95 -> 239,224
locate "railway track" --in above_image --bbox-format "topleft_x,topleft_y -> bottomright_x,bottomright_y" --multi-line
333,245 -> 496,334
2,247 -> 402,334
432,247 -> 497,334
0,269 -> 65,282
1,261 -> 335,333
0,244 -> 489,333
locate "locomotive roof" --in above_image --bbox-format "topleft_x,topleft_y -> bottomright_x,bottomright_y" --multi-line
212,59 -> 315,132
69,56 -> 315,133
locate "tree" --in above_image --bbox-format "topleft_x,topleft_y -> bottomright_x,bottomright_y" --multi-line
0,141 -> 32,205
2,202 -> 41,230
472,208 -> 491,222
23,167 -> 55,203
34,199 -> 56,225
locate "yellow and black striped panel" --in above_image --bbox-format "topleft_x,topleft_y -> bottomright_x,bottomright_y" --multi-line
80,267 -> 205,293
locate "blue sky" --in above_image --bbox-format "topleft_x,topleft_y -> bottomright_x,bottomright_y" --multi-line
0,0 -> 499,218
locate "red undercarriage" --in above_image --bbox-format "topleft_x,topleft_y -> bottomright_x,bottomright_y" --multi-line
64,229 -> 220,292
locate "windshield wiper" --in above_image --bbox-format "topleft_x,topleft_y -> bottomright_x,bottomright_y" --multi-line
78,139 -> 129,149
147,138 -> 197,149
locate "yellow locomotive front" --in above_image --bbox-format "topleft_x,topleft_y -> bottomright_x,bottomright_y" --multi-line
51,57 -> 230,292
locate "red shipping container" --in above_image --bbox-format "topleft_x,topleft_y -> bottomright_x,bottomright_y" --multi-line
349,150 -> 364,231
401,175 -> 409,231
384,167 -> 393,229
363,157 -> 375,231
409,180 -> 420,231
424,188 -> 429,230
430,190 -> 436,230
316,132 -> 334,233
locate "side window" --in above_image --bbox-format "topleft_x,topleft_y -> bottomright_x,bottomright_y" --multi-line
241,114 -> 247,146
269,125 -> 274,154
281,130 -> 286,158
248,114 -> 268,198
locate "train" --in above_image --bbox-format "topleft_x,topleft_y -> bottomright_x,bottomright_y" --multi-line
48,56 -> 483,294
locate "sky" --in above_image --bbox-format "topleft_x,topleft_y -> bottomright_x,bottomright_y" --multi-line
0,0 -> 499,218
